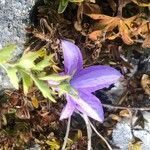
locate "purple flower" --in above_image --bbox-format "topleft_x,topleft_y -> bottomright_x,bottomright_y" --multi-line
52,40 -> 122,122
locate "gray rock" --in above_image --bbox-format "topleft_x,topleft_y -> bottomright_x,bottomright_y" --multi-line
0,0 -> 34,90
112,113 -> 150,150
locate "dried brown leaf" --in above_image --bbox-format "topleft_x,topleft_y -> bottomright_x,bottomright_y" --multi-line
87,13 -> 138,44
87,13 -> 112,20
74,21 -> 82,32
141,74 -> 150,96
107,32 -> 119,40
119,20 -> 134,45
16,106 -> 30,119
109,114 -> 121,121
137,21 -> 149,36
142,34 -> 150,48
88,30 -> 103,40
31,97 -> 39,109
131,0 -> 150,7
140,22 -> 150,48
119,110 -> 130,117
83,2 -> 101,15
108,0 -> 117,12
89,0 -> 95,3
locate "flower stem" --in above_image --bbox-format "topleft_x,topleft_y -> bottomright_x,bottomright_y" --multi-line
89,121 -> 113,150
61,117 -> 71,150
82,114 -> 92,150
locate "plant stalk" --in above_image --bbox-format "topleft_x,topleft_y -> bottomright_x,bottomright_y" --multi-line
61,117 -> 71,150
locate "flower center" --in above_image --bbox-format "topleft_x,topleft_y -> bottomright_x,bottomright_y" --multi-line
59,81 -> 79,98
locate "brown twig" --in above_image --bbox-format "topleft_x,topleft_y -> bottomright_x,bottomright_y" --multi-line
102,103 -> 150,111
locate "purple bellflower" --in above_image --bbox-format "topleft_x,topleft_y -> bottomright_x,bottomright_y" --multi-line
49,40 -> 122,122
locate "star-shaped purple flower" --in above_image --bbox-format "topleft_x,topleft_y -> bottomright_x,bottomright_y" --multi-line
51,40 -> 122,122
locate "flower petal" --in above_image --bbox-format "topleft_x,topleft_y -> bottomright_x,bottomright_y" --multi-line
70,90 -> 104,122
61,40 -> 83,75
60,94 -> 75,120
71,65 -> 122,92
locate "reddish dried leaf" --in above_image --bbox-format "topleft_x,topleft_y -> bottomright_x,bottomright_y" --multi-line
119,20 -> 134,45
86,12 -> 145,44
88,30 -> 103,40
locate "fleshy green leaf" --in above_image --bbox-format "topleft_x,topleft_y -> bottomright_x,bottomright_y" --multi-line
30,74 -> 56,102
32,56 -> 53,71
40,74 -> 71,81
0,44 -> 16,64
6,67 -> 19,89
58,0 -> 69,13
20,70 -> 33,95
59,82 -> 79,98
17,49 -> 46,69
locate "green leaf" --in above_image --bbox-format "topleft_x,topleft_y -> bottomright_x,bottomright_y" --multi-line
40,74 -> 71,81
6,67 -> 19,89
20,70 -> 33,95
59,82 -> 79,98
0,44 -> 16,64
30,74 -> 56,102
17,49 -> 46,69
46,139 -> 60,150
58,0 -> 69,13
32,56 -> 53,71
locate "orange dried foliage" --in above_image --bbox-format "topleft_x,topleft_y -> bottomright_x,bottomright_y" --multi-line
87,13 -> 147,45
